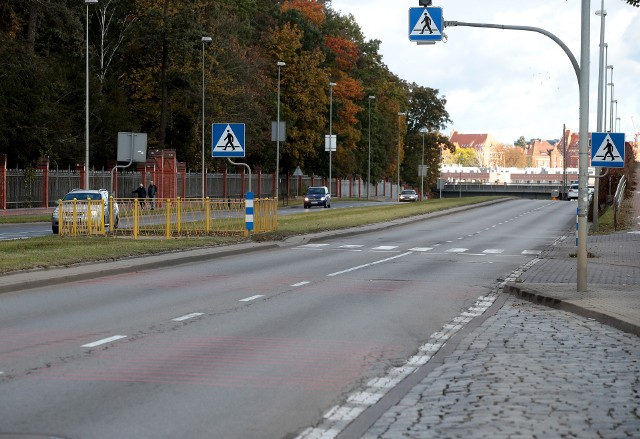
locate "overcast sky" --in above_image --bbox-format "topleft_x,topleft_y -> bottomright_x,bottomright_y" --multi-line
329,0 -> 640,145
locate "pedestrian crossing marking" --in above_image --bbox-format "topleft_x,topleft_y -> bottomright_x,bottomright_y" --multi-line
293,243 -> 545,257
372,246 -> 399,251
409,247 -> 433,252
446,248 -> 468,253
483,249 -> 505,254
522,250 -> 542,255
339,245 -> 364,249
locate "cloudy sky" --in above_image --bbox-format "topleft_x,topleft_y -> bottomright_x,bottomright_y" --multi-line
329,0 -> 640,145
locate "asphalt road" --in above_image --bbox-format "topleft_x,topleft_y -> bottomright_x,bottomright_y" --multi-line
0,199 -> 576,438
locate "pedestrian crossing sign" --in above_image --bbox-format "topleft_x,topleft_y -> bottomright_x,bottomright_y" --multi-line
212,123 -> 245,158
409,7 -> 443,43
591,132 -> 625,168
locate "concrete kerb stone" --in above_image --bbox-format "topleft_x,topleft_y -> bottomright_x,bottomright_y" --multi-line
504,283 -> 640,337
0,198 -> 509,295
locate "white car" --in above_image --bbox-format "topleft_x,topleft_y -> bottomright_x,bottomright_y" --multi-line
567,184 -> 579,201
52,189 -> 119,233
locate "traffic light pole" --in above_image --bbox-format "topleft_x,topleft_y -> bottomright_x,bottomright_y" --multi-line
444,6 -> 590,292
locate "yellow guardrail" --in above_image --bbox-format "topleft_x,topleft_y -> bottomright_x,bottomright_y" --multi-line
58,197 -> 278,238
57,199 -> 106,236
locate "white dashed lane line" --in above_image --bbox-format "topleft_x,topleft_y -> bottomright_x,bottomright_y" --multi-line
82,335 -> 127,348
172,313 -> 204,322
239,295 -> 264,302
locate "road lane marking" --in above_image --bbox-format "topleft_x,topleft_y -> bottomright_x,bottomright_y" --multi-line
483,249 -> 504,254
327,252 -> 412,277
446,248 -> 468,253
372,245 -> 398,251
82,335 -> 127,348
239,295 -> 264,302
409,247 -> 433,252
172,312 -> 204,322
291,281 -> 310,287
522,250 -> 542,255
338,245 -> 364,249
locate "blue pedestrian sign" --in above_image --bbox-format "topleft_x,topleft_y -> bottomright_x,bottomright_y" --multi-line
591,132 -> 625,168
409,7 -> 443,43
212,123 -> 245,158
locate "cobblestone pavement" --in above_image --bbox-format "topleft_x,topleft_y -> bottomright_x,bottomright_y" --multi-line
362,296 -> 640,439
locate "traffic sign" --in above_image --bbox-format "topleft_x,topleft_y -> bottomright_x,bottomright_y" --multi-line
212,123 -> 245,158
409,7 -> 443,43
591,132 -> 625,168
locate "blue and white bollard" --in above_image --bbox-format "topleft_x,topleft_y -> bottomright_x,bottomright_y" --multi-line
246,192 -> 254,232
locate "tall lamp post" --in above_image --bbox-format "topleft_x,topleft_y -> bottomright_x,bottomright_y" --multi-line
420,127 -> 427,201
397,112 -> 406,201
201,36 -> 212,198
593,2 -> 606,232
276,61 -> 285,199
367,95 -> 375,200
329,82 -> 336,194
85,0 -> 98,189
605,65 -> 613,130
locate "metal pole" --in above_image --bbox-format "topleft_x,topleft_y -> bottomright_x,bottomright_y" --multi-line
329,82 -> 336,195
368,96 -> 375,200
420,128 -> 426,201
276,62 -> 285,200
201,36 -> 211,198
577,0 -> 590,292
85,1 -> 97,189
609,84 -> 615,131
397,112 -> 406,201
593,2 -> 606,232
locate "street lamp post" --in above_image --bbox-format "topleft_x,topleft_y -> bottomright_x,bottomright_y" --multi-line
329,82 -> 336,195
367,96 -> 375,200
201,36 -> 212,199
85,0 -> 98,189
276,62 -> 285,200
397,112 -> 406,201
605,65 -> 613,130
609,83 -> 615,131
593,2 -> 606,232
420,128 -> 427,201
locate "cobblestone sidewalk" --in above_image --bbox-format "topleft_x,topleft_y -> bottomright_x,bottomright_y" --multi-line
363,296 -> 640,439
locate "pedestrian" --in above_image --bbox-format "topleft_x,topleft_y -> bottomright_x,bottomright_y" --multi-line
132,183 -> 147,209
147,181 -> 157,210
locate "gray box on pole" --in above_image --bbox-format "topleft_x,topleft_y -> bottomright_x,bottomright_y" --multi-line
117,132 -> 148,163
271,122 -> 286,142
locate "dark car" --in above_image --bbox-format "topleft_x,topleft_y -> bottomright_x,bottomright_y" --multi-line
304,186 -> 331,208
399,189 -> 418,202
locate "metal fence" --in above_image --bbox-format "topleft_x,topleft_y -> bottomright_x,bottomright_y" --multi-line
57,197 -> 278,238
4,169 -> 400,208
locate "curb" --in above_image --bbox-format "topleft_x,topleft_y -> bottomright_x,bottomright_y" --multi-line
503,284 -> 640,337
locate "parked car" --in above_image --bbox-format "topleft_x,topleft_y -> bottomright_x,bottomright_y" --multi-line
399,189 -> 418,202
567,184 -> 579,200
52,189 -> 119,233
304,186 -> 331,208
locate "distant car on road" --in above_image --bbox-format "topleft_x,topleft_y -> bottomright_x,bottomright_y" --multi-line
567,184 -> 579,201
304,186 -> 331,209
52,189 -> 119,233
399,189 -> 418,202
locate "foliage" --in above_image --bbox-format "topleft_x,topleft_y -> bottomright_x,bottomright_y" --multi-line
0,0 -> 451,190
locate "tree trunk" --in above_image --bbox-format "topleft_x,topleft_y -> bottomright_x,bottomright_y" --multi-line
27,0 -> 39,53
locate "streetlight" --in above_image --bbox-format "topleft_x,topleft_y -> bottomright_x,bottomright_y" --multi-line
201,36 -> 212,199
367,95 -> 375,200
276,61 -> 285,200
593,2 -> 606,233
605,64 -> 613,130
329,82 -> 336,195
85,0 -> 98,189
397,112 -> 406,201
608,83 -> 615,131
612,99 -> 618,132
420,127 -> 428,201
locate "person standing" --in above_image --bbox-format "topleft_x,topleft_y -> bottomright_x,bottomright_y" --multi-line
132,183 -> 147,209
147,181 -> 158,210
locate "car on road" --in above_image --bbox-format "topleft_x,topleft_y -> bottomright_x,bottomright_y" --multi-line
52,189 -> 119,233
304,186 -> 331,209
399,189 -> 418,202
567,184 -> 579,200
